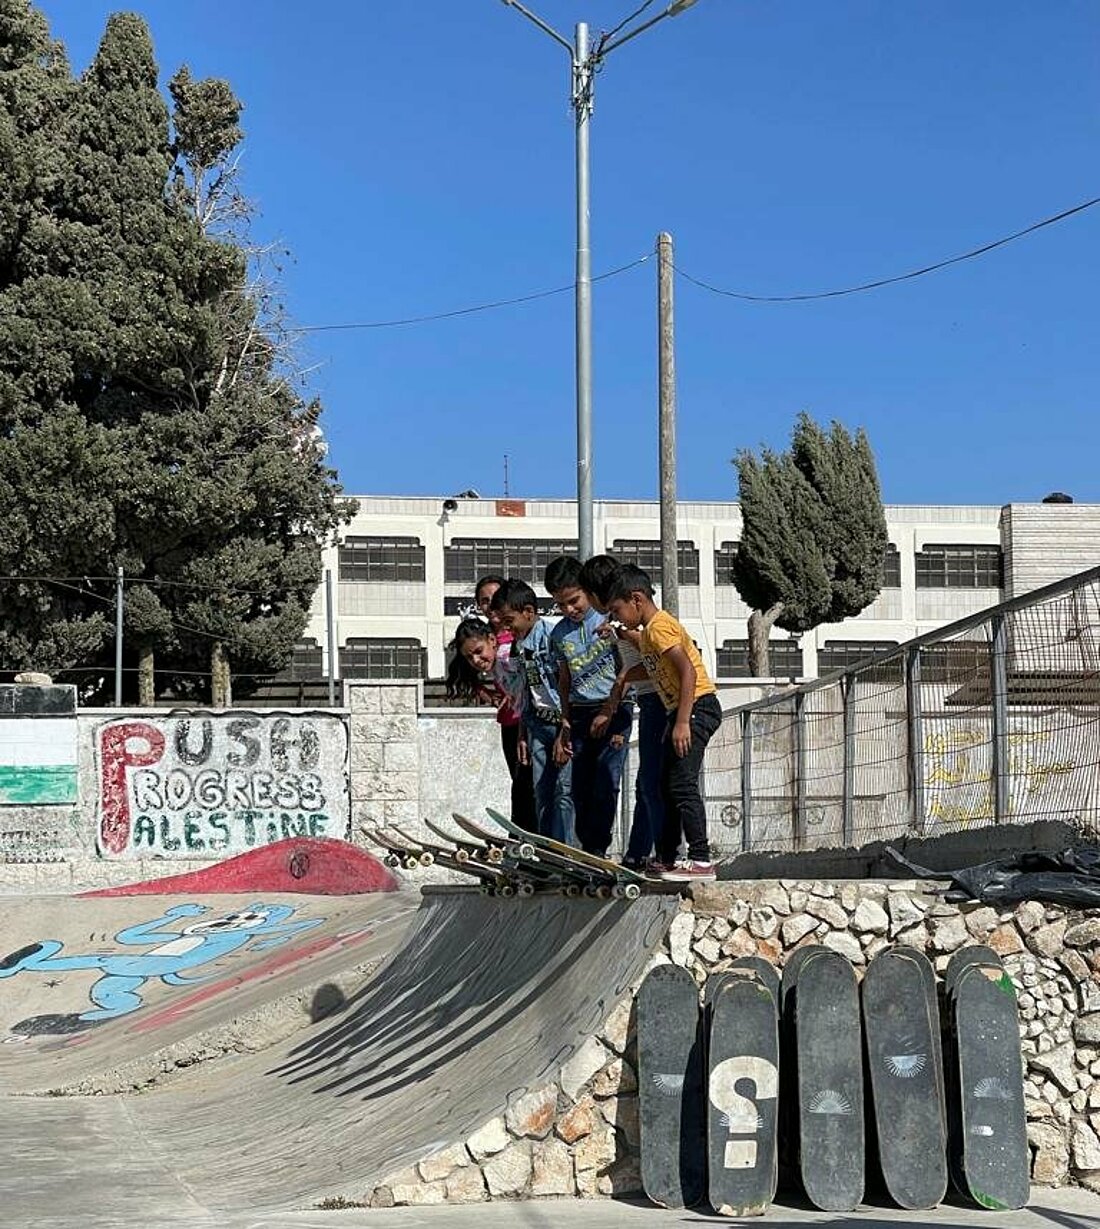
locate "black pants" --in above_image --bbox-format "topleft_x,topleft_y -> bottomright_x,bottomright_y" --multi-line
658,693 -> 722,863
500,722 -> 537,832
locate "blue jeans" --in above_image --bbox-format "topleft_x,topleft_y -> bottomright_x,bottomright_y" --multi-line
569,702 -> 633,857
525,713 -> 576,846
625,691 -> 668,862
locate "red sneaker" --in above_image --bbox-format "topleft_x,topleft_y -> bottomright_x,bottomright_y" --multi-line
660,860 -> 717,883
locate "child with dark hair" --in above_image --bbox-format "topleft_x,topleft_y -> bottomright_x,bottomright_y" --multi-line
544,556 -> 633,859
446,617 -> 536,832
474,574 -> 507,621
605,564 -> 722,882
490,578 -> 575,844
579,555 -> 666,869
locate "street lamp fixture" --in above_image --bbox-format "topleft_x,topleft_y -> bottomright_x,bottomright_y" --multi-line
499,0 -> 704,560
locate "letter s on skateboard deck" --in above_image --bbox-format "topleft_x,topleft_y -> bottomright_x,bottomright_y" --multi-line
862,948 -> 948,1210
637,963 -> 705,1208
708,975 -> 779,1217
793,948 -> 864,1212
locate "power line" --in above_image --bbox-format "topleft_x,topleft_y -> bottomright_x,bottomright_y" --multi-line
674,194 -> 1100,303
293,253 -> 653,333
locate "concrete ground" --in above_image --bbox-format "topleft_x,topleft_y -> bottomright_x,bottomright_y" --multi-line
23,1189 -> 1099,1229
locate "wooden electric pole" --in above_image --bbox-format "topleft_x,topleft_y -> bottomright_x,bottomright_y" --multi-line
657,231 -> 678,616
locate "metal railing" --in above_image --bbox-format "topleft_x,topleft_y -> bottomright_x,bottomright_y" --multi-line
615,564 -> 1100,858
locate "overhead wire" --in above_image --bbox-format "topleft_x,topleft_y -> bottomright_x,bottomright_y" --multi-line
673,194 -> 1100,303
293,253 -> 653,333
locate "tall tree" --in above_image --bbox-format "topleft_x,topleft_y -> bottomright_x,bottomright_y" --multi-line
732,413 -> 889,678
0,2 -> 353,702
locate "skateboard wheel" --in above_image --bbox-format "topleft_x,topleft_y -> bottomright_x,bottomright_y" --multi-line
564,885 -> 581,898
499,884 -> 516,898
518,882 -> 535,897
454,849 -> 469,863
402,856 -> 419,870
623,883 -> 641,900
486,848 -> 504,864
518,842 -> 536,860
595,885 -> 612,900
583,885 -> 598,898
384,854 -> 400,868
419,852 -> 435,867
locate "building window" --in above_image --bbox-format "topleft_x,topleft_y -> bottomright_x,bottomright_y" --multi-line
611,539 -> 700,586
919,641 -> 991,685
715,541 -> 739,586
883,544 -> 901,588
915,545 -> 1002,589
339,536 -> 425,582
275,639 -> 324,681
716,639 -> 803,678
819,640 -> 902,682
339,638 -> 425,679
444,538 -> 578,585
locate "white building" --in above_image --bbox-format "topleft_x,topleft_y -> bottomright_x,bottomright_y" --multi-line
291,496 -> 1100,694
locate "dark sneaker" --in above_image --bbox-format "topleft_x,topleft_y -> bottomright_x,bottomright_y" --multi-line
660,860 -> 717,883
644,860 -> 675,879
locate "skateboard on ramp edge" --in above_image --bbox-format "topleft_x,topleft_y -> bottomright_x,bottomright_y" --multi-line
637,962 -> 705,1208
707,974 -> 780,1217
792,948 -> 865,1212
862,947 -> 948,1210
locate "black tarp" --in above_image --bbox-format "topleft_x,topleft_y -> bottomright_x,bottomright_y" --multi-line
885,845 -> 1100,908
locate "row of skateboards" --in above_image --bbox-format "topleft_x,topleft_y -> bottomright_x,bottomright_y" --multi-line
639,943 -> 1029,1216
361,809 -> 649,899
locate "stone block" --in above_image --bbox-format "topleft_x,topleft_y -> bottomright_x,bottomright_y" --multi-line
806,897 -> 848,929
929,914 -> 969,953
887,892 -> 926,934
853,898 -> 889,935
349,740 -> 385,772
467,1116 -> 510,1160
557,1096 -> 596,1144
593,1057 -> 637,1098
444,1167 -> 488,1203
601,1094 -> 640,1148
748,906 -> 778,939
1028,920 -> 1067,960
1072,1121 -> 1100,1171
1030,1042 -> 1079,1095
600,997 -> 633,1054
823,931 -> 864,964
1028,1121 -> 1069,1184
695,935 -> 721,964
483,1140 -> 532,1196
1015,901 -> 1046,935
756,883 -> 791,915
530,1138 -> 575,1197
561,1036 -> 609,1100
381,684 -> 419,715
781,913 -> 817,946
667,912 -> 694,967
418,1143 -> 471,1183
347,685 -> 383,714
964,906 -> 999,937
1075,1014 -> 1100,1046
988,924 -> 1024,956
721,927 -> 758,958
895,922 -> 928,950
383,741 -> 419,772
575,1121 -> 618,1174
505,1085 -> 557,1139
1065,919 -> 1100,948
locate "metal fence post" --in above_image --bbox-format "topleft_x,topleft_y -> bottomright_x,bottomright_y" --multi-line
991,613 -> 1010,823
906,646 -> 926,834
794,693 -> 807,850
740,709 -> 753,853
842,677 -> 855,847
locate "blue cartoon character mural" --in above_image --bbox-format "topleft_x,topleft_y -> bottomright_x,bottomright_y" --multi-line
0,902 -> 324,1036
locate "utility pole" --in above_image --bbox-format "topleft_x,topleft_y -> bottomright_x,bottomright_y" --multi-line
657,232 -> 678,616
499,1 -> 704,561
325,568 -> 337,707
114,565 -> 124,707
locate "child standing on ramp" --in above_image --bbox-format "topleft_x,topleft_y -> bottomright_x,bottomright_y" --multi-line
605,565 -> 722,882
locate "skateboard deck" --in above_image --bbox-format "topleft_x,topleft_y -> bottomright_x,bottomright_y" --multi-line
451,813 -> 599,896
708,975 -> 780,1217
793,949 -> 865,1212
947,951 -> 1028,1210
862,949 -> 948,1209
362,826 -> 522,896
485,807 -> 648,886
729,955 -> 780,1004
945,944 -> 1001,997
422,815 -> 504,865
637,963 -> 705,1208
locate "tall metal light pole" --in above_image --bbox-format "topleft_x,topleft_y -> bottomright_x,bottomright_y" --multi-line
500,0 -> 702,560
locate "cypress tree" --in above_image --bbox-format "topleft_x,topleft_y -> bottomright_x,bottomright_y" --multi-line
732,413 -> 888,678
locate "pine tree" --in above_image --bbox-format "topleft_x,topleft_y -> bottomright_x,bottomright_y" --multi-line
732,413 -> 889,678
0,2 -> 352,701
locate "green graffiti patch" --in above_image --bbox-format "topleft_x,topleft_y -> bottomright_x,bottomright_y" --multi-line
0,765 -> 78,805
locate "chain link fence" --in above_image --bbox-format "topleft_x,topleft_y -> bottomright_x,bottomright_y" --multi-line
616,566 -> 1100,858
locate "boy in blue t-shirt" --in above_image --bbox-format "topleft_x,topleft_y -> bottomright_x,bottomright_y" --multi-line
545,556 -> 634,858
490,578 -> 576,846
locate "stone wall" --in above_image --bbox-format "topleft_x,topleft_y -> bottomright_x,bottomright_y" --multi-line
357,880 -> 1100,1207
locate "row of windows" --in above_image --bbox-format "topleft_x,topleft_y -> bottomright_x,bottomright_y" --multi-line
283,635 -> 992,685
715,638 -> 992,682
338,538 -> 979,588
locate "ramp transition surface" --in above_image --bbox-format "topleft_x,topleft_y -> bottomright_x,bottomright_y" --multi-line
0,889 -> 675,1216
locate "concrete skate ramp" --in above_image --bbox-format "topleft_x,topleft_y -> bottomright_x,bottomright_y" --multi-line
0,891 -> 676,1216
0,890 -> 415,1094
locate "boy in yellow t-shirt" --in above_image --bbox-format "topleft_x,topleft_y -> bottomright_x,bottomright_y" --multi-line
605,564 -> 723,882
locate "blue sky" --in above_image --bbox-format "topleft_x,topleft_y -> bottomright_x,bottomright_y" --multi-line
39,1 -> 1100,506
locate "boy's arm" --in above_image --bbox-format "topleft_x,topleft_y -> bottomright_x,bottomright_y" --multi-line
664,645 -> 697,757
553,660 -> 573,764
591,662 -> 647,737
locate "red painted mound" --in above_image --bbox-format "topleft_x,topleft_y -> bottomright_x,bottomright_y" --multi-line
80,838 -> 399,898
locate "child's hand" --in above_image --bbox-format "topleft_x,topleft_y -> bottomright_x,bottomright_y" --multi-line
672,719 -> 692,757
552,730 -> 572,766
590,710 -> 611,739
596,620 -> 617,640
609,733 -> 625,750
